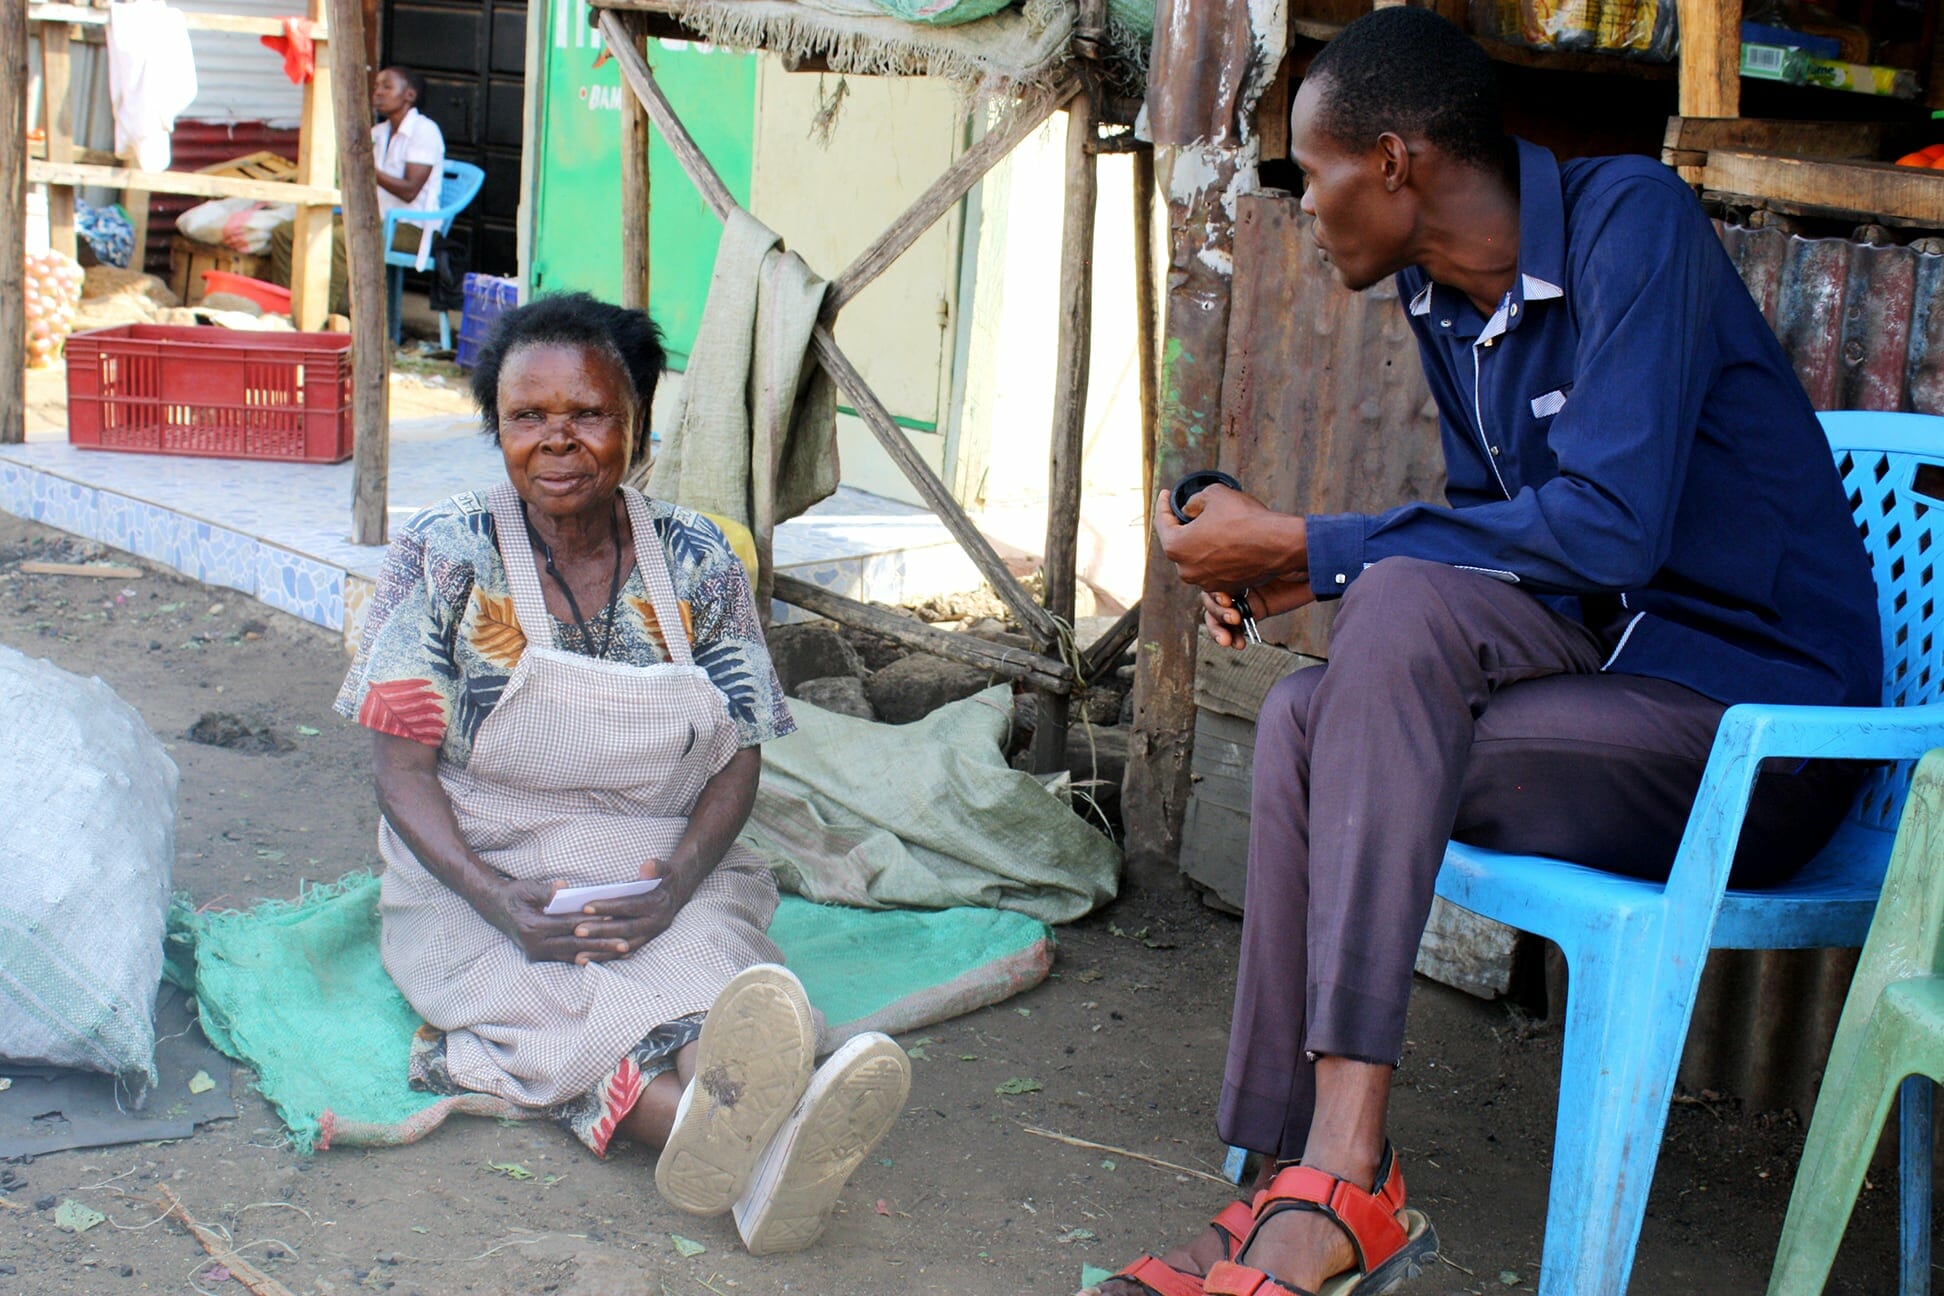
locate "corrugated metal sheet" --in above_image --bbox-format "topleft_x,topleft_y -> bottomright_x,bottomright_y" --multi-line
1679,224 -> 1944,1115
179,0 -> 307,128
141,122 -> 302,276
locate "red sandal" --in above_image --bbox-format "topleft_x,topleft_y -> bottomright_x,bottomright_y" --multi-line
1201,1146 -> 1437,1296
1093,1199 -> 1259,1296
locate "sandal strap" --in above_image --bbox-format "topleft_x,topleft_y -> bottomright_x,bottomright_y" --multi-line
1202,1260 -> 1316,1296
1211,1199 -> 1258,1255
1255,1164 -> 1410,1274
1113,1255 -> 1207,1296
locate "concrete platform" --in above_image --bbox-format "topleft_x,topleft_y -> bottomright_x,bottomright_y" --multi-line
0,417 -> 981,649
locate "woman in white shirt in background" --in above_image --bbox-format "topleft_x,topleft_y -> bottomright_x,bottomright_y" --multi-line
267,64 -> 449,317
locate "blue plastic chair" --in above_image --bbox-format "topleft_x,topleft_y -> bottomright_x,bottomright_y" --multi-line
383,159 -> 484,350
1432,410 -> 1944,1295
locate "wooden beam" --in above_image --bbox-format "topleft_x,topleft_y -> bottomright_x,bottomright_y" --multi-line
41,21 -> 75,262
1677,0 -> 1739,119
1661,116 -> 1885,166
330,0 -> 389,546
600,10 -> 735,218
1698,151 -> 1944,225
603,6 -> 1059,643
774,575 -> 1075,694
289,0 -> 338,332
811,326 -> 1059,642
1079,601 -> 1141,682
29,5 -> 331,39
26,161 -> 339,207
823,71 -> 1079,318
1,0 -> 25,446
1133,147 -> 1158,521
617,13 -> 652,311
1031,88 -> 1099,774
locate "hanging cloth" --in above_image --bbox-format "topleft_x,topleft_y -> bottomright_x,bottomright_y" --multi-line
260,18 -> 319,86
107,1 -> 199,172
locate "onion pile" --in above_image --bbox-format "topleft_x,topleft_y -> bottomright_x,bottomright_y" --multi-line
24,251 -> 85,368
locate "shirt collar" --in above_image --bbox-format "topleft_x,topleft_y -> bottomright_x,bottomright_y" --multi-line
381,108 -> 422,144
1416,137 -> 1567,341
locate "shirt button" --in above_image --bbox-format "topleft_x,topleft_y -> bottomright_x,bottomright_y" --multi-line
1509,303 -> 1520,317
1439,319 -> 1452,328
1490,446 -> 1502,456
1335,573 -> 1347,585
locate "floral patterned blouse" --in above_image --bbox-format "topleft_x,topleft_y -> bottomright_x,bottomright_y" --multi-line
336,490 -> 793,767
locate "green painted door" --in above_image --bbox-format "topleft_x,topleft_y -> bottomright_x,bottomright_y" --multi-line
528,1 -> 756,368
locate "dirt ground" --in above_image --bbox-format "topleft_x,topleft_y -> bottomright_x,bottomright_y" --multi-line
0,508 -> 1911,1296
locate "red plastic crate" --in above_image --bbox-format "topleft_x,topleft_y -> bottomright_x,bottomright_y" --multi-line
65,325 -> 354,464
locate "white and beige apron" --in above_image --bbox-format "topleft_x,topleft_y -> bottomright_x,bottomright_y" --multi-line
378,484 -> 784,1108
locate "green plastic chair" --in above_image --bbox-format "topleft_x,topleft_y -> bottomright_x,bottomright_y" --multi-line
1769,749 -> 1944,1296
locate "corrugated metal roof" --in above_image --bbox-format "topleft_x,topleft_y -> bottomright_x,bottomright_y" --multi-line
179,0 -> 307,127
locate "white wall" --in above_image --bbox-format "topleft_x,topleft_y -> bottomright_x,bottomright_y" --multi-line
954,110 -> 1151,608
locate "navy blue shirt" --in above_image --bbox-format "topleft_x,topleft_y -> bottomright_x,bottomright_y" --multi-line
1304,139 -> 1881,709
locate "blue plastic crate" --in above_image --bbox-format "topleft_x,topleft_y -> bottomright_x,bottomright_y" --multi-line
456,273 -> 520,370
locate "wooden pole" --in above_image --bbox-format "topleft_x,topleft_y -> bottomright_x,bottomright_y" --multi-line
41,21 -> 75,262
823,70 -> 1080,318
1,0 -> 24,446
1029,84 -> 1099,775
1678,0 -> 1739,118
1133,147 -> 1158,522
291,0 -> 339,332
775,575 -> 1074,693
330,0 -> 390,546
619,13 -> 652,311
598,7 -> 1059,643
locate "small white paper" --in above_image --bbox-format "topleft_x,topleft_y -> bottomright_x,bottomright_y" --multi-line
544,877 -> 662,915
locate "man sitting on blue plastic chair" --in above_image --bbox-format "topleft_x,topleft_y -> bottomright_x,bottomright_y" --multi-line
268,65 -> 446,319
1090,9 -> 1882,1296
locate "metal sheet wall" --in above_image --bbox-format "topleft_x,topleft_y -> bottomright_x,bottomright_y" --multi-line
178,0 -> 307,127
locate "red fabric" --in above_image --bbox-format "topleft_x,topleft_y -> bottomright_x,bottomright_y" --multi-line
259,18 -> 317,85
356,679 -> 449,746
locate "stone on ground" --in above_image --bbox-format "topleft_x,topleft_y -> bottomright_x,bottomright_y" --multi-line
792,675 -> 875,721
766,622 -> 865,691
864,654 -> 997,725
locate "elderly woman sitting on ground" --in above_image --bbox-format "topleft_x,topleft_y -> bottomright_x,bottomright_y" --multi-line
335,292 -> 908,1255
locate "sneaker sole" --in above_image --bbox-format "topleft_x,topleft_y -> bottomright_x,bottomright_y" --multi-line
732,1032 -> 912,1256
654,964 -> 816,1216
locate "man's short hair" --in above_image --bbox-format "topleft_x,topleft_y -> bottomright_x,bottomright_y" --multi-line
1305,8 -> 1507,172
384,65 -> 429,110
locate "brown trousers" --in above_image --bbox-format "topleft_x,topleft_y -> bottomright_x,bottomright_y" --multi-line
1216,557 -> 1860,1158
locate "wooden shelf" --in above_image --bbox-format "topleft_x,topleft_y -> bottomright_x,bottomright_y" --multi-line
1289,18 -> 1675,80
1662,116 -> 1944,225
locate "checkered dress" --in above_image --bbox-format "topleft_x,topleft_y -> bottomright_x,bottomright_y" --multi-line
377,485 -> 785,1109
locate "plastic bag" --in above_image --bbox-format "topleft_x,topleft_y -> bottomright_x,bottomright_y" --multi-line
75,199 -> 136,269
176,197 -> 296,254
1474,0 -> 1676,59
0,647 -> 179,1098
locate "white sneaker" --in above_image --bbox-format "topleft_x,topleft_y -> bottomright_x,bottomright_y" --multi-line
732,1031 -> 912,1256
654,964 -> 816,1216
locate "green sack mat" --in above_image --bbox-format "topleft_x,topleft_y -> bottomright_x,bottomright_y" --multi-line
167,873 -> 1051,1152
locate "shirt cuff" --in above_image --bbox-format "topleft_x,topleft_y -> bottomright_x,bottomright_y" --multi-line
1304,513 -> 1368,600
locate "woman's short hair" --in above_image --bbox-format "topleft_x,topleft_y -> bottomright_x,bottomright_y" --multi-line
468,292 -> 668,461
383,65 -> 429,109
1305,8 -> 1507,172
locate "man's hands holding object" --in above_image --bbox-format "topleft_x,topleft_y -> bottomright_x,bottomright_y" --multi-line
1156,473 -> 1316,650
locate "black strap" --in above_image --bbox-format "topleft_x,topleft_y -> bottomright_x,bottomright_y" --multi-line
521,498 -> 626,660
